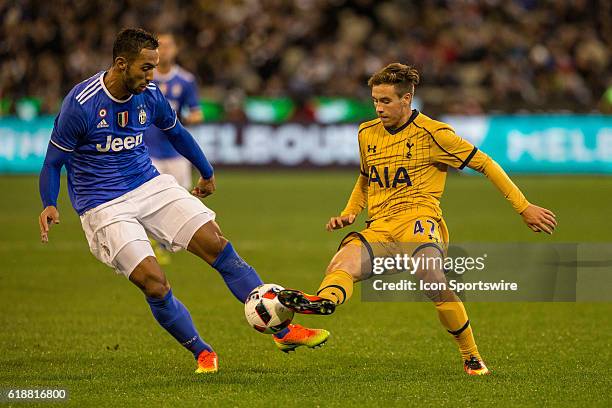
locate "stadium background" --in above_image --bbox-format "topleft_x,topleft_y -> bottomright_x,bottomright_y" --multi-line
1,1 -> 611,407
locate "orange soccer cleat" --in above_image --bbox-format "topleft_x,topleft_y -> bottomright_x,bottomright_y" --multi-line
195,350 -> 218,374
273,324 -> 330,353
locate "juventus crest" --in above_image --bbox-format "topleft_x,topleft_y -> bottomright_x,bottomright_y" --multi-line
138,108 -> 147,125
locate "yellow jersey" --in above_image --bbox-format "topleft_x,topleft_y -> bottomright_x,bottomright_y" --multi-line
341,110 -> 529,221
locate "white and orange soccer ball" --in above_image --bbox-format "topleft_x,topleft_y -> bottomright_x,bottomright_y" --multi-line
244,284 -> 294,334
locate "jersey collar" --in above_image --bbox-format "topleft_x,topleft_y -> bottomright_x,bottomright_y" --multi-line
384,109 -> 419,135
100,72 -> 133,103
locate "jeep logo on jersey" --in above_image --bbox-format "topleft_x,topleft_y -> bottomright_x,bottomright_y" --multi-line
117,111 -> 128,127
96,134 -> 143,152
138,108 -> 146,125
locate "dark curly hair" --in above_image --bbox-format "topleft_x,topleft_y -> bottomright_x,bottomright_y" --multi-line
112,28 -> 159,63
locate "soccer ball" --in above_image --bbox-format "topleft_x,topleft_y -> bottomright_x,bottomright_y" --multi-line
244,284 -> 294,334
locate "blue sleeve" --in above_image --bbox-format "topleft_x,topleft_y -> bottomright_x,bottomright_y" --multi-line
164,120 -> 214,179
153,88 -> 178,130
39,143 -> 71,208
50,95 -> 87,152
183,80 -> 200,111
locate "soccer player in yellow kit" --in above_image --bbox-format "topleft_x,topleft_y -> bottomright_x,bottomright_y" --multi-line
279,63 -> 557,375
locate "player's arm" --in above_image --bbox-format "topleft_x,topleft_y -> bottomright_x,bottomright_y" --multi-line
163,120 -> 214,197
432,127 -> 557,234
467,152 -> 556,233
154,89 -> 214,197
38,97 -> 84,243
327,135 -> 368,231
39,144 -> 70,242
327,174 -> 367,231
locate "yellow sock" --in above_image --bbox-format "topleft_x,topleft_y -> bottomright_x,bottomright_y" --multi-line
317,270 -> 354,305
435,300 -> 481,361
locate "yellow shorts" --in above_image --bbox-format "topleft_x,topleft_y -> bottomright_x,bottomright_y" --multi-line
339,214 -> 449,256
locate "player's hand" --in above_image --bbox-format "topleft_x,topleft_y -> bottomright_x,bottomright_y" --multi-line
39,206 -> 60,243
192,175 -> 216,198
326,214 -> 356,232
521,204 -> 557,234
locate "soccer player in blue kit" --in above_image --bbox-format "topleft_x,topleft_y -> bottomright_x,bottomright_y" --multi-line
38,28 -> 329,374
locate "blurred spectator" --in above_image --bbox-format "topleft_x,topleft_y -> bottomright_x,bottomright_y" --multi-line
0,0 -> 610,117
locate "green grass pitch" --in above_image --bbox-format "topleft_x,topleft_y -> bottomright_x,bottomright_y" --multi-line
0,171 -> 610,407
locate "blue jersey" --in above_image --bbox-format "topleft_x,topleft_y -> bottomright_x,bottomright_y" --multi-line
144,66 -> 200,159
50,71 -> 177,215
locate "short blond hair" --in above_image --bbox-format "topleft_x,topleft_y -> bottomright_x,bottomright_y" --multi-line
367,63 -> 420,97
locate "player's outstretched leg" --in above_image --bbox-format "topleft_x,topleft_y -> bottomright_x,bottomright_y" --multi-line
186,220 -> 329,351
277,289 -> 337,315
186,221 -> 262,303
279,243 -> 362,315
128,255 -> 217,374
414,245 -> 490,375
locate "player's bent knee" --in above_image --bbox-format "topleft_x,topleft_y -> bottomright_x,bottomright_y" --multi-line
147,281 -> 171,299
143,280 -> 171,299
112,239 -> 156,277
129,256 -> 171,299
187,220 -> 229,264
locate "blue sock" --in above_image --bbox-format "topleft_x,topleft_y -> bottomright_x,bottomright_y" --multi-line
212,242 -> 264,302
212,242 -> 291,339
147,289 -> 212,359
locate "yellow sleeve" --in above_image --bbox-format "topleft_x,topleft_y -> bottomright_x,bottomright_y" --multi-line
430,127 -> 479,169
341,122 -> 375,216
431,127 -> 530,214
467,150 -> 530,214
357,131 -> 368,177
341,174 -> 368,216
